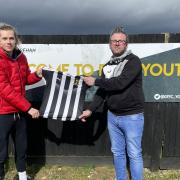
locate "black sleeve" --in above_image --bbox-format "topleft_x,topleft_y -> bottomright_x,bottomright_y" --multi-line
95,56 -> 142,91
87,87 -> 106,112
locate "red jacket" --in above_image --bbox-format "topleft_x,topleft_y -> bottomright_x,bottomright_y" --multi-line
0,48 -> 41,114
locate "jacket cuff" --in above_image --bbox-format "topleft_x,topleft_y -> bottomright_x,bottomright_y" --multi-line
26,106 -> 32,113
35,72 -> 42,79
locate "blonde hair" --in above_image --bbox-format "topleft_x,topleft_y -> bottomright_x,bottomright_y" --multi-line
0,23 -> 21,49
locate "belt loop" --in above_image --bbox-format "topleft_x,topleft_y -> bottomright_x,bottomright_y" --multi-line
13,113 -> 16,121
17,113 -> 20,120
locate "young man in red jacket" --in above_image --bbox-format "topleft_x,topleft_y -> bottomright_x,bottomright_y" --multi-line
0,24 -> 42,180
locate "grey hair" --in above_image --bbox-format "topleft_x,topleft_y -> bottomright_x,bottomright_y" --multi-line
0,23 -> 21,49
109,26 -> 129,43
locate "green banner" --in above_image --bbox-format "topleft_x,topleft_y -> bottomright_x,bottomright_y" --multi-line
142,47 -> 180,102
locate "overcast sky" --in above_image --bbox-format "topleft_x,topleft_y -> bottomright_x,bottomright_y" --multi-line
0,0 -> 179,35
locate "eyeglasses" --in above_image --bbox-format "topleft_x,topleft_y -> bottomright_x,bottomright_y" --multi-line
110,39 -> 127,45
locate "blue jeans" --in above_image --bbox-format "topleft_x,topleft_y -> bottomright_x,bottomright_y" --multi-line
107,111 -> 144,180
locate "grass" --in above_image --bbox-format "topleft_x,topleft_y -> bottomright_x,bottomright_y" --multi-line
4,160 -> 180,180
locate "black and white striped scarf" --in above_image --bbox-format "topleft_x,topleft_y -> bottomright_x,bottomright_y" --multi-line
103,50 -> 131,79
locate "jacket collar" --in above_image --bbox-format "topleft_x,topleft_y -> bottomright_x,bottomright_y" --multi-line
0,47 -> 22,61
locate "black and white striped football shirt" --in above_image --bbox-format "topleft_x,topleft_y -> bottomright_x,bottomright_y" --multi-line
40,69 -> 88,121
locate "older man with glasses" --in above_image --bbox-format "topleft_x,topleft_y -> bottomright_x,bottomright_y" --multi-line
79,26 -> 144,180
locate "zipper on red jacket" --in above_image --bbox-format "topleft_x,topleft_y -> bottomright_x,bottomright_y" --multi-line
17,61 -> 23,95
